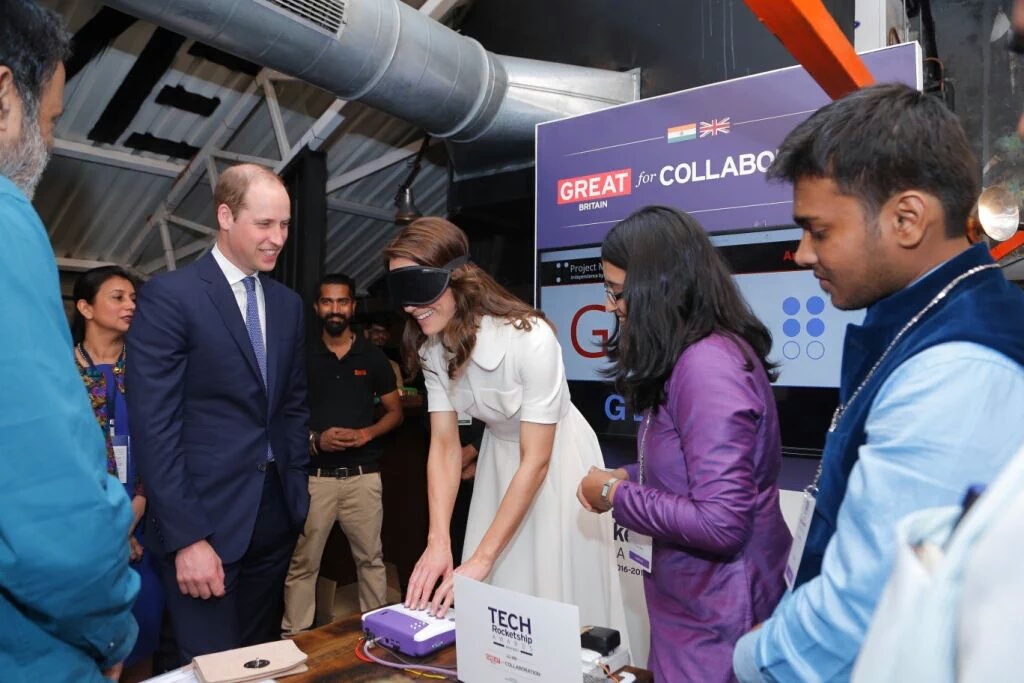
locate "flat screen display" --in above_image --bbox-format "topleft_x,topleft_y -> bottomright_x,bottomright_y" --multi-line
536,228 -> 865,456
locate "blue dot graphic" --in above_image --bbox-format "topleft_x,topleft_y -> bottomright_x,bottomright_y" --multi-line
783,319 -> 801,337
782,297 -> 800,315
806,296 -> 825,315
806,318 -> 825,338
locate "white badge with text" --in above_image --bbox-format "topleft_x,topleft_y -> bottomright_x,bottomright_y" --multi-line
455,575 -> 583,683
113,446 -> 128,484
614,523 -> 653,575
784,492 -> 816,590
112,434 -> 130,485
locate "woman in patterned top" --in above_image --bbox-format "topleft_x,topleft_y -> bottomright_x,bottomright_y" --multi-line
72,266 -> 164,678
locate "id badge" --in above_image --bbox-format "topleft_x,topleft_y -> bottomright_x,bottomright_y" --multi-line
626,533 -> 654,574
784,492 -> 815,590
112,434 -> 130,485
456,411 -> 473,427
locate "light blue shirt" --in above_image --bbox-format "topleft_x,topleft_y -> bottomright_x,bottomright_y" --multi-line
0,175 -> 139,681
734,341 -> 1024,682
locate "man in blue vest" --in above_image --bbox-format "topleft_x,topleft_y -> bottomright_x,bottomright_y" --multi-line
733,83 -> 1024,681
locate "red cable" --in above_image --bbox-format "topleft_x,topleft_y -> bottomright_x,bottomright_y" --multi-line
355,637 -> 375,663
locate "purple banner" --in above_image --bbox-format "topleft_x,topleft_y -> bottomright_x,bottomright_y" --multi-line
535,44 -> 922,249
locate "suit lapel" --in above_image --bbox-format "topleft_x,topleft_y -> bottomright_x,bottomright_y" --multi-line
198,254 -> 266,392
262,274 -> 282,413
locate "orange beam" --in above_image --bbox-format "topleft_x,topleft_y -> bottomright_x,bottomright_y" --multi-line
743,0 -> 875,100
743,0 -> 1018,260
990,232 -> 1024,261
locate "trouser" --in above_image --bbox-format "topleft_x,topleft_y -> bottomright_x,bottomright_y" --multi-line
159,466 -> 297,662
281,471 -> 387,634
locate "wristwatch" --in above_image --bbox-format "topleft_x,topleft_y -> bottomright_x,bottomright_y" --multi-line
599,477 -> 619,510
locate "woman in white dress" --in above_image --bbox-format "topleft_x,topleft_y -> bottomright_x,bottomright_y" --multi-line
384,217 -> 627,635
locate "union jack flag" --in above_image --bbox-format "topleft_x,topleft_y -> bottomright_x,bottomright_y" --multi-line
699,117 -> 731,137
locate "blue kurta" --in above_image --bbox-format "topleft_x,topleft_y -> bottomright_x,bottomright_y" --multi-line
93,363 -> 163,666
0,175 -> 139,681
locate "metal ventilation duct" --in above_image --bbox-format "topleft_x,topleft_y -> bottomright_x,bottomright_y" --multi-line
103,0 -> 639,179
268,0 -> 346,34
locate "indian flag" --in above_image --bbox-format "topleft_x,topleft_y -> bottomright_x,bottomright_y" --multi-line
667,123 -> 697,143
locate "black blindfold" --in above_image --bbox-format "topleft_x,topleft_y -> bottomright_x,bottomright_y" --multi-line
387,255 -> 470,307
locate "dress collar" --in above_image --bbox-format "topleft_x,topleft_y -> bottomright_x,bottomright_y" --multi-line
468,316 -> 514,370
426,315 -> 519,372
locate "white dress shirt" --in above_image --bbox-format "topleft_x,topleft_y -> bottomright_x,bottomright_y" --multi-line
211,244 -> 267,346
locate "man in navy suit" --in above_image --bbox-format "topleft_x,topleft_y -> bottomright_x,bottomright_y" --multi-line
127,164 -> 310,661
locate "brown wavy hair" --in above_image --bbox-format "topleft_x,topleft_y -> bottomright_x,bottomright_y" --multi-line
382,217 -> 549,379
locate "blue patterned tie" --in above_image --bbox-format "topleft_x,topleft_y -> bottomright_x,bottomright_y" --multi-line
243,276 -> 273,462
243,276 -> 267,383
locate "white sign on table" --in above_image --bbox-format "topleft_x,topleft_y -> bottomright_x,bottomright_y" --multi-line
454,575 -> 583,683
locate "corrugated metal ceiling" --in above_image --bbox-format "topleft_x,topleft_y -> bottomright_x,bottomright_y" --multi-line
35,0 -> 451,294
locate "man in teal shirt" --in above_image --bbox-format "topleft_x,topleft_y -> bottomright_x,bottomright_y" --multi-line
0,2 -> 139,681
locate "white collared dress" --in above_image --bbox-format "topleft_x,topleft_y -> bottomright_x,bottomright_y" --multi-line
421,315 -> 628,637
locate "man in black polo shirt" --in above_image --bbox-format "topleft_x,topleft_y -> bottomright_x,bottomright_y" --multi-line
282,274 -> 403,634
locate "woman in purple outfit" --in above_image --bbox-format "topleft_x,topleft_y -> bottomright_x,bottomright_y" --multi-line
578,206 -> 791,683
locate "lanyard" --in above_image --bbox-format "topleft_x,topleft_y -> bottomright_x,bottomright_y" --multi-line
829,263 -> 997,434
78,343 -> 125,435
78,342 -> 126,371
810,263 -> 999,492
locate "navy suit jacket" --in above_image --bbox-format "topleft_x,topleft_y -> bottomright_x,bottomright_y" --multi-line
126,253 -> 310,564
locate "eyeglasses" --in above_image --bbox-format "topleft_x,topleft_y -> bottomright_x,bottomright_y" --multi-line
603,283 -> 624,303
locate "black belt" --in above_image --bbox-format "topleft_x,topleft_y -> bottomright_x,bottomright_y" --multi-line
309,463 -> 381,478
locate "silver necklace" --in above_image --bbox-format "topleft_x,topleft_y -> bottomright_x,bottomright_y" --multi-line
806,263 -> 998,493
828,263 -> 997,434
638,412 -> 652,486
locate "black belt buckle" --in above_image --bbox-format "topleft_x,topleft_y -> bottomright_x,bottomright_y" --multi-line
311,464 -> 372,478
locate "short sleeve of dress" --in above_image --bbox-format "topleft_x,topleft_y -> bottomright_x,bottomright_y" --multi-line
421,342 -> 454,413
516,320 -> 565,424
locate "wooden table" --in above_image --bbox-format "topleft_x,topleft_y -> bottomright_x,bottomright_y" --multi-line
286,614 -> 452,682
287,614 -> 653,682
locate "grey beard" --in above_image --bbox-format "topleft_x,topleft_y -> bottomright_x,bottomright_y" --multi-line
0,113 -> 50,200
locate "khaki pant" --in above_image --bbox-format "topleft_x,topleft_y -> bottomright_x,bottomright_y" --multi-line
282,472 -> 387,634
